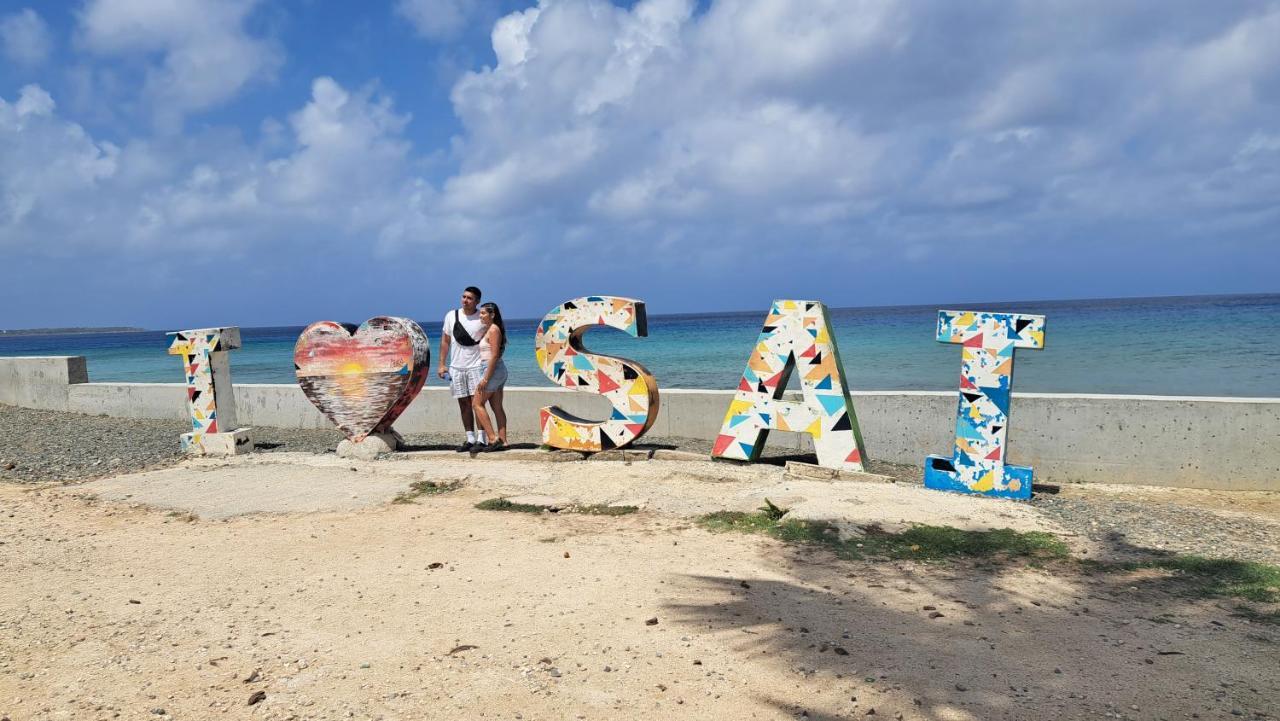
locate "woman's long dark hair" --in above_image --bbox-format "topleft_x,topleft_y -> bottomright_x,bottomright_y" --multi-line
480,302 -> 507,357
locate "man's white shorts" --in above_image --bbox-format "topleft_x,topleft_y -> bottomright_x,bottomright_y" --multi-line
448,366 -> 485,398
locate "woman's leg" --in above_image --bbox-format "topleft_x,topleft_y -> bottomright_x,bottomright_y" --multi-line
489,388 -> 507,444
472,388 -> 497,445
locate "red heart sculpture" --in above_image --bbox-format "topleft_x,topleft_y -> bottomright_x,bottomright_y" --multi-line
294,317 -> 430,441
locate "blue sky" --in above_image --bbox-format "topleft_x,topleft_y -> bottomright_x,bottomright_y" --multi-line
1,0 -> 1277,329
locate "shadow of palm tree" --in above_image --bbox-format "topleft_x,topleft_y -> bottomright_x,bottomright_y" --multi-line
663,537 -> 1278,720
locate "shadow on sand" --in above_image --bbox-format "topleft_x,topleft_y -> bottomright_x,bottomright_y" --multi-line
663,536 -> 1278,720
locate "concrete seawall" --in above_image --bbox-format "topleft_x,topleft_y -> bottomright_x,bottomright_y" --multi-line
2,356 -> 1277,490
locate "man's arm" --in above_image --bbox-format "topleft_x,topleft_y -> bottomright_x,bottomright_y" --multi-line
438,316 -> 451,379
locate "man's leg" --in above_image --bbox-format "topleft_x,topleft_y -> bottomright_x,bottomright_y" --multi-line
454,396 -> 476,451
451,368 -> 477,451
456,396 -> 475,432
462,367 -> 487,444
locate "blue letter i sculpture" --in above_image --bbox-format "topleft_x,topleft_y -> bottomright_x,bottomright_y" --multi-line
924,311 -> 1045,499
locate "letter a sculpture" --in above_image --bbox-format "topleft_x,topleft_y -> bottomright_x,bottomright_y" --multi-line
711,300 -> 867,471
167,327 -> 253,455
535,296 -> 660,452
924,310 -> 1045,499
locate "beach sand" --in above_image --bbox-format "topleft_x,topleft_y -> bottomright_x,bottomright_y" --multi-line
1,453 -> 1277,721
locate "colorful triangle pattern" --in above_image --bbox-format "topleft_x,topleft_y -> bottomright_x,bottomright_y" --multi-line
709,300 -> 867,471
925,310 -> 1046,500
534,296 -> 659,452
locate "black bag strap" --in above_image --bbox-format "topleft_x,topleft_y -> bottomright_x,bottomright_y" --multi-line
452,308 -> 480,347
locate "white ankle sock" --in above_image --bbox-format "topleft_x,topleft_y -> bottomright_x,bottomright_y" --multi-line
466,431 -> 475,443
477,431 -> 488,444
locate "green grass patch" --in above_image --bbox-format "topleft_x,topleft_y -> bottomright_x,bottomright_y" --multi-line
700,510 -> 839,543
573,504 -> 639,516
694,497 -> 1280,632
851,525 -> 1070,561
475,498 -> 639,516
392,479 -> 462,504
698,500 -> 1068,563
1131,555 -> 1280,603
475,498 -> 546,513
698,503 -> 1279,610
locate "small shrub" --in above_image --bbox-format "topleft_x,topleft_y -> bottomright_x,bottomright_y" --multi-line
759,498 -> 789,521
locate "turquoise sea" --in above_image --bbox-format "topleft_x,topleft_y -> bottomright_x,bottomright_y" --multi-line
2,294 -> 1277,397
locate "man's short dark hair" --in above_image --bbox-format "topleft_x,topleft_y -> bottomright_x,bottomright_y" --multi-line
464,286 -> 482,301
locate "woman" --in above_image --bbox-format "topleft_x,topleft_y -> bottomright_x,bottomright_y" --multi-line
471,301 -> 509,452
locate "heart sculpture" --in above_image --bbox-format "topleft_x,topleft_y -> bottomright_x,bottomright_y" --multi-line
294,317 -> 431,442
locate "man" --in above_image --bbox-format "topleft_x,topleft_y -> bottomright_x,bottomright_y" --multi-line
438,286 -> 488,452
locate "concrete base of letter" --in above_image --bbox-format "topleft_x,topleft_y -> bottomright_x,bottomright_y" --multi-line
181,428 -> 254,456
336,431 -> 403,461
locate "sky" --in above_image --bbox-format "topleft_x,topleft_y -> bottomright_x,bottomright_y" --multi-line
0,0 -> 1277,329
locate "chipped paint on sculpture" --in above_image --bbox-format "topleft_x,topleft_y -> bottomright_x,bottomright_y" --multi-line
535,296 -> 660,451
924,310 -> 1046,499
294,317 -> 430,443
710,300 -> 867,471
167,327 -> 253,455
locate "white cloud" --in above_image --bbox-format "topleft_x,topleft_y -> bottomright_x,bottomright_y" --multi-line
0,78 -> 425,256
442,0 -> 914,228
76,0 -> 281,128
13,84 -> 54,117
0,8 -> 53,66
430,0 -> 1280,263
0,86 -> 119,233
1237,133 -> 1280,160
490,6 -> 540,67
395,0 -> 472,40
6,0 -> 1279,287
265,77 -> 412,207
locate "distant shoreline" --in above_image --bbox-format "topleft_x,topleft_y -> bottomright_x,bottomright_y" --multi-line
0,327 -> 149,337
1,292 -> 1274,333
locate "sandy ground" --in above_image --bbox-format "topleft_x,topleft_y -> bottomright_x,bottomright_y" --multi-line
75,453 -> 1056,537
2,456 -> 1278,721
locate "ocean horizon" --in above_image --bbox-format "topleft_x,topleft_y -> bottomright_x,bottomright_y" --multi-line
2,293 -> 1277,398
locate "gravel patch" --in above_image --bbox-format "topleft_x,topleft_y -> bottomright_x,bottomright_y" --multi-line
0,404 -> 528,482
0,404 -> 353,482
1032,494 -> 1280,565
0,403 -> 914,484
0,405 -> 188,483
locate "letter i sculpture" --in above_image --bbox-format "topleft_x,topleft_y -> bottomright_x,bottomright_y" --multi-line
167,327 -> 253,455
924,311 -> 1044,499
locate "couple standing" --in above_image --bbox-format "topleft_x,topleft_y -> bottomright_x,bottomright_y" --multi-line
438,286 -> 508,453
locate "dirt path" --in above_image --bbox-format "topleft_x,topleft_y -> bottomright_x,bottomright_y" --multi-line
1,460 -> 1277,721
